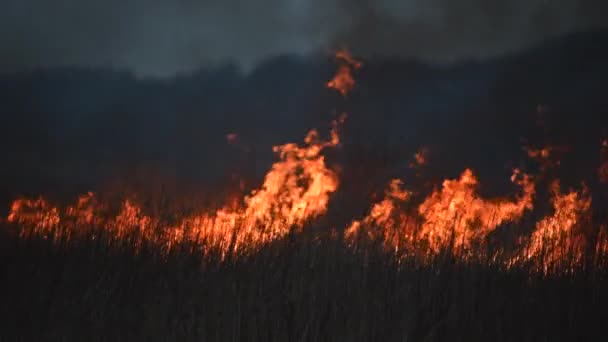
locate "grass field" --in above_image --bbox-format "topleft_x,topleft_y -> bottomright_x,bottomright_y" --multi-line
1,223 -> 607,341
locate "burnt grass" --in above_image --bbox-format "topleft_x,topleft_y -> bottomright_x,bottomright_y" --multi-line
0,226 -> 607,341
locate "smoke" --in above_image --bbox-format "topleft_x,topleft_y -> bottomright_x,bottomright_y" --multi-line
1,0 -> 607,77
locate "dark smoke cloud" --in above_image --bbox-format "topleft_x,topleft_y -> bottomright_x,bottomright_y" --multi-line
2,0 -> 607,77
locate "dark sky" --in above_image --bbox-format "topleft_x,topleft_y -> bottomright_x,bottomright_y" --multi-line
2,0 -> 607,78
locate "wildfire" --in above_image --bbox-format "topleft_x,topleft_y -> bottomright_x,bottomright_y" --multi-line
6,118 -> 344,255
5,53 -> 353,256
7,197 -> 60,237
4,50 -> 608,272
346,168 -> 535,256
173,117 -> 344,253
418,169 -> 535,254
327,50 -> 361,96
345,179 -> 415,252
522,181 -> 591,270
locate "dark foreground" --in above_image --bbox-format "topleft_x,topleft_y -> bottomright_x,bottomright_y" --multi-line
0,229 -> 607,342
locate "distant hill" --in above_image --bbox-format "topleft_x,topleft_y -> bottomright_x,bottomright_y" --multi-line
1,30 -> 607,207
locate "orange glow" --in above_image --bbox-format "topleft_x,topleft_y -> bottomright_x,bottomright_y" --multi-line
111,200 -> 153,240
345,179 -> 415,251
6,118 -> 343,256
417,168 -> 535,254
5,51 -> 608,273
180,117 -> 343,254
526,147 -> 551,159
409,148 -> 428,168
7,198 -> 60,237
346,168 -> 535,256
521,182 -> 591,270
5,57 -> 351,256
327,50 -> 361,97
595,225 -> 608,262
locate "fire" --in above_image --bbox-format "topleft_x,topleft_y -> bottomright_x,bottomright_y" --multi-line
5,49 -> 608,272
418,169 -> 535,254
522,181 -> 591,270
7,198 -> 60,237
5,54 -> 351,256
6,118 -> 343,255
345,179 -> 415,251
595,225 -> 608,263
526,147 -> 551,160
327,50 -> 361,96
525,145 -> 571,171
241,124 -> 340,230
175,117 -> 343,253
410,148 -> 428,168
347,168 -> 535,256
111,200 -> 153,240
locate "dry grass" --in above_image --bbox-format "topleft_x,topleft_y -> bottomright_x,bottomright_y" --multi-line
0,223 -> 607,341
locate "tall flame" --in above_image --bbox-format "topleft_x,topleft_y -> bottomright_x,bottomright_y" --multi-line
6,118 -> 344,255
5,50 -> 608,271
346,168 -> 535,256
418,169 -> 535,254
522,181 -> 591,270
345,179 -> 415,252
168,117 -> 344,253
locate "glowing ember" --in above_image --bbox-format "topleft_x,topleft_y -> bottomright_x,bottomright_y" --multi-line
327,50 -> 361,96
526,147 -> 551,159
410,148 -> 428,168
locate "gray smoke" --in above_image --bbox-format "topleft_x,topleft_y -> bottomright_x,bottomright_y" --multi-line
2,0 -> 606,77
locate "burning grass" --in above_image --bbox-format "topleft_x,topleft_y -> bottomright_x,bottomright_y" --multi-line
3,49 -> 608,340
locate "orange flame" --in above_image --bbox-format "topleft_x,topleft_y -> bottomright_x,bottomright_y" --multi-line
526,147 -> 551,160
521,181 -> 591,270
6,56 -> 353,257
7,197 -> 60,237
345,179 -> 415,251
5,50 -> 608,272
185,118 -> 343,253
409,148 -> 428,168
418,169 -> 535,254
327,50 -> 361,97
6,119 -> 344,256
347,168 -> 535,256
